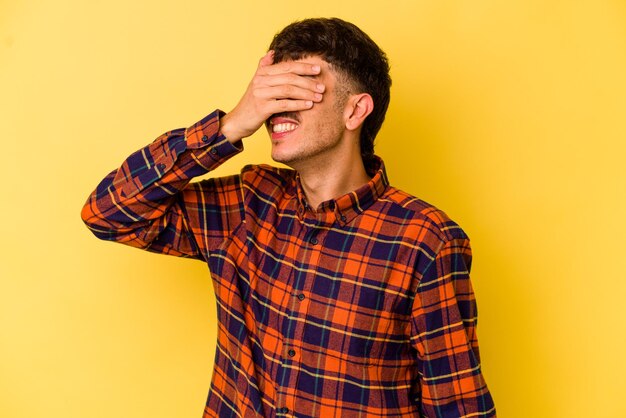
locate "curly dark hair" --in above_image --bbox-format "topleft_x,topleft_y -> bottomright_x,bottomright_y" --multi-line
269,18 -> 392,167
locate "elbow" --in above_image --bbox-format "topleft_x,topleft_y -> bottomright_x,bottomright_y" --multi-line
80,197 -> 112,241
80,199 -> 93,226
80,195 -> 149,247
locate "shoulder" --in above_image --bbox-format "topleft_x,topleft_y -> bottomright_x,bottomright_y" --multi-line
239,163 -> 296,198
379,185 -> 469,245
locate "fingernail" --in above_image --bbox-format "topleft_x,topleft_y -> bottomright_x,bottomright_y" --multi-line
312,65 -> 321,72
316,83 -> 325,92
305,100 -> 313,107
314,93 -> 323,101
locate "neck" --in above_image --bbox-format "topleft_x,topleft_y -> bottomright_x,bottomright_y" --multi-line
295,149 -> 371,211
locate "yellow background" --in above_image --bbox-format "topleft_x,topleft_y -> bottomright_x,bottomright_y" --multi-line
1,0 -> 625,417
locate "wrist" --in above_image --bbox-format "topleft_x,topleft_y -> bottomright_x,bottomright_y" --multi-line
219,113 -> 244,144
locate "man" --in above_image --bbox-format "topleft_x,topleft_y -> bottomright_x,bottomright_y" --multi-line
82,18 -> 496,418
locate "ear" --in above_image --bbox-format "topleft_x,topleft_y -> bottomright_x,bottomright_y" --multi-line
344,93 -> 374,131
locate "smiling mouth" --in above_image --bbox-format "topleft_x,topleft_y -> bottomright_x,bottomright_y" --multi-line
268,113 -> 301,136
272,122 -> 298,133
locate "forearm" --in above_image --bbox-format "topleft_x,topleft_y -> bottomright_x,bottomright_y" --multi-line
80,110 -> 243,258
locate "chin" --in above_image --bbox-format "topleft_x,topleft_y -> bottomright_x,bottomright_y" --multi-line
271,153 -> 294,166
271,149 -> 302,169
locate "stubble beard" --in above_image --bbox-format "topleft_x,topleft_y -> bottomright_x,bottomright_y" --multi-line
273,89 -> 349,170
271,118 -> 345,171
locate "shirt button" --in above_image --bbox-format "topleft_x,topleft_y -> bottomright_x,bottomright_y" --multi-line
297,293 -> 305,301
288,349 -> 296,357
157,163 -> 166,170
309,237 -> 318,245
278,407 -> 289,414
340,215 -> 347,222
210,147 -> 218,155
201,135 -> 209,142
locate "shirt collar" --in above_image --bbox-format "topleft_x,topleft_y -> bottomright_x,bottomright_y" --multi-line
294,156 -> 389,225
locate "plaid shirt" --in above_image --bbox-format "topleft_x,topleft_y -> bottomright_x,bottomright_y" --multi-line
82,110 -> 495,417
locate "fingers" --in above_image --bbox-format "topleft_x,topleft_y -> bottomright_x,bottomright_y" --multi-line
253,86 -> 323,105
259,60 -> 321,77
265,99 -> 314,114
252,62 -> 325,104
252,72 -> 325,104
262,73 -> 325,92
222,55 -> 325,141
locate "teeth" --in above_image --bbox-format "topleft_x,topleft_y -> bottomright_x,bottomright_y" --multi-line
272,123 -> 298,133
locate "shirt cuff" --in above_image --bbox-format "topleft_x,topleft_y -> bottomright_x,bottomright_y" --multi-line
185,109 -> 243,155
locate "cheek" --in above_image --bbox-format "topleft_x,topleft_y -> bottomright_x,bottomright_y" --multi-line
315,104 -> 341,124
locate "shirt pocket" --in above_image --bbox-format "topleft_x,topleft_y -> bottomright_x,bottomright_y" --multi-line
300,297 -> 387,368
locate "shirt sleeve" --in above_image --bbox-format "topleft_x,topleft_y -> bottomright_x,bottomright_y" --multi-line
410,237 -> 496,417
80,109 -> 245,261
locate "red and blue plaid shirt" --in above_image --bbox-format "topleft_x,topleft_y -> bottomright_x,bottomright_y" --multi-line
82,110 -> 496,417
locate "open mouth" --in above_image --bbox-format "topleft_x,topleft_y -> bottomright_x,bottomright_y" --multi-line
272,122 -> 298,133
268,114 -> 300,138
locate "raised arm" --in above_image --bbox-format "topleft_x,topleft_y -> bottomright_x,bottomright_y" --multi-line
80,111 -> 245,260
81,52 -> 326,260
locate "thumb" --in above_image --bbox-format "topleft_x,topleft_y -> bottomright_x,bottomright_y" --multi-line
258,50 -> 274,68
